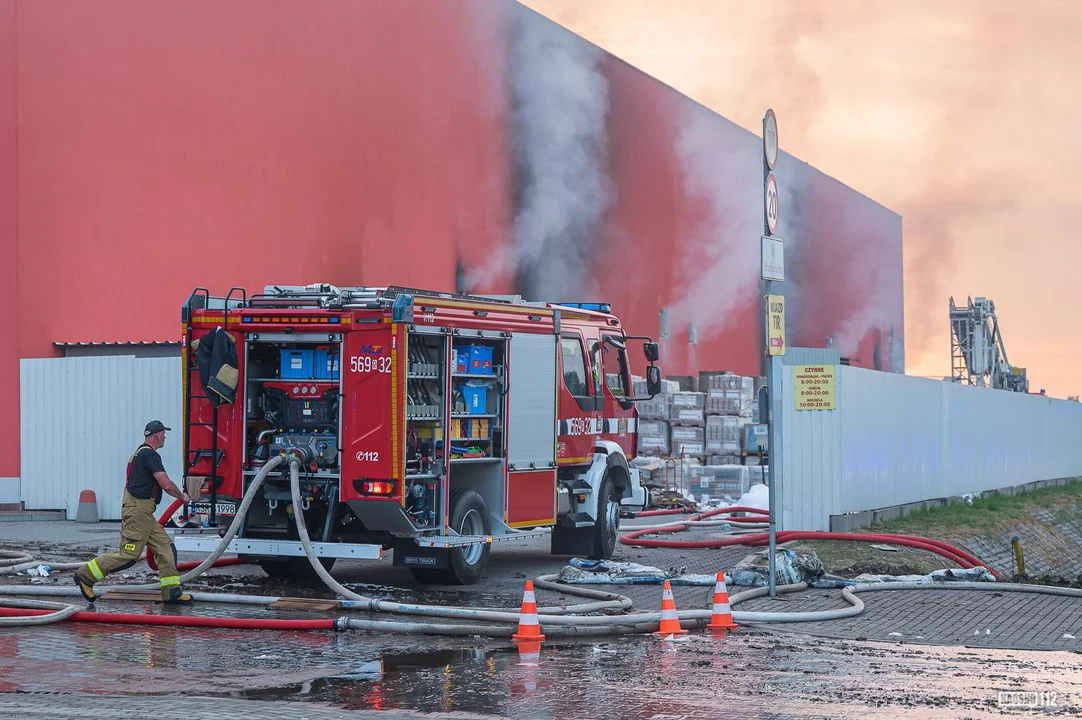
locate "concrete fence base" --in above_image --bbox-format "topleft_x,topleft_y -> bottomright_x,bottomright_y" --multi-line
829,476 -> 1081,533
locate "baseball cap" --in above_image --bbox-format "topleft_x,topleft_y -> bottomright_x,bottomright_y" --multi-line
144,420 -> 172,436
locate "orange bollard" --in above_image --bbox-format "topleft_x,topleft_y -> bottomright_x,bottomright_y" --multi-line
512,580 -> 546,643
706,571 -> 738,632
75,489 -> 99,523
654,579 -> 688,636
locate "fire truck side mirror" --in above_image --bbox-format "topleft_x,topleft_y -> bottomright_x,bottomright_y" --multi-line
645,365 -> 662,397
643,342 -> 659,363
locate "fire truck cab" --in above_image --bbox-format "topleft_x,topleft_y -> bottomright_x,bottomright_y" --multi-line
172,284 -> 662,585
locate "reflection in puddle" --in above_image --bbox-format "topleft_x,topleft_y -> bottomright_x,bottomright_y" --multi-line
1,618 -> 1081,719
234,634 -> 1082,720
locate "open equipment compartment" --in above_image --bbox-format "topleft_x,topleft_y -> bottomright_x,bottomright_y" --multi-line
402,329 -> 508,534
403,328 -> 446,531
398,329 -> 509,584
448,333 -> 506,463
239,329 -> 344,576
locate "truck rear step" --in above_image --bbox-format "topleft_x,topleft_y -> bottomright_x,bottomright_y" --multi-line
170,536 -> 382,560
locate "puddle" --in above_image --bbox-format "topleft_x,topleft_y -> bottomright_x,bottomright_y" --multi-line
235,641 -> 755,719
1,615 -> 1081,718
230,634 -> 1082,719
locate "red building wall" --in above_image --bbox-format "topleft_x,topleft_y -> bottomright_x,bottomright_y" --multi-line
5,1 -> 904,487
0,0 -> 19,483
593,53 -> 903,380
15,0 -> 512,358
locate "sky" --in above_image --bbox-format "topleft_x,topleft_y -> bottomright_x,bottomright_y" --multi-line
520,0 -> 1082,398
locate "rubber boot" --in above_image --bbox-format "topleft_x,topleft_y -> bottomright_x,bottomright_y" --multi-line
73,571 -> 98,603
163,586 -> 194,605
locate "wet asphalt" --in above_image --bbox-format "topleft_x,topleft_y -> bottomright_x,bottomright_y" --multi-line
2,519 -> 1082,717
1,615 -> 1080,718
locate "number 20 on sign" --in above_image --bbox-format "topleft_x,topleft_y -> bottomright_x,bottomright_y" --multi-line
766,294 -> 785,356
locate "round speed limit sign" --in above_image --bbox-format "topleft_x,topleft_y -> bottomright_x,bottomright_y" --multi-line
765,173 -> 779,234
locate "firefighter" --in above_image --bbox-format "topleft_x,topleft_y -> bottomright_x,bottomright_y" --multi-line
72,421 -> 194,604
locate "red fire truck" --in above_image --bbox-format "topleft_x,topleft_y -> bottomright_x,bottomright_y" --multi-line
170,284 -> 662,584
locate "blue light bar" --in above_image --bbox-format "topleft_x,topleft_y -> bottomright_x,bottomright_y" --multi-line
557,302 -> 612,313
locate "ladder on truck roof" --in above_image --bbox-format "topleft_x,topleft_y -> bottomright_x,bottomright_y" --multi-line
188,282 -> 609,316
246,284 -> 552,312
243,284 -> 503,310
181,286 -> 247,526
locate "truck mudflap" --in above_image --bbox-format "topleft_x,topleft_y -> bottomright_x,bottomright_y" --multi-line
346,499 -> 419,536
621,468 -> 649,509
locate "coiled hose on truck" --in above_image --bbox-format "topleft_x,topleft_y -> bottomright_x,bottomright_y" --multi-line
4,455 -> 1078,633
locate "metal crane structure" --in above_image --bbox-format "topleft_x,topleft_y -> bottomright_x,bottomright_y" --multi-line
949,296 -> 1029,392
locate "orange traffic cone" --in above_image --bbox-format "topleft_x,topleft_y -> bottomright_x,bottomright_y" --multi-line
512,580 -> 546,643
654,579 -> 688,636
706,571 -> 738,632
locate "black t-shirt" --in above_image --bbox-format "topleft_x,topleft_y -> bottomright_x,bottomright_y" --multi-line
126,444 -> 166,502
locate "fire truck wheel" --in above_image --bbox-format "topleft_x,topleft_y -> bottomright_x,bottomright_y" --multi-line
409,488 -> 490,586
590,476 -> 620,560
257,556 -> 336,581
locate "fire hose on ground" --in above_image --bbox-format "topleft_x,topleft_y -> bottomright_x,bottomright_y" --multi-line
2,454 -> 1080,633
619,505 -> 999,576
0,456 -> 641,633
0,500 -> 248,579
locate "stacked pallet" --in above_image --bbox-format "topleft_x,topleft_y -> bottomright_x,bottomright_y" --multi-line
688,464 -> 752,502
705,373 -> 754,418
669,391 -> 706,459
633,377 -> 680,457
700,372 -> 771,467
637,419 -> 671,456
633,373 -> 770,472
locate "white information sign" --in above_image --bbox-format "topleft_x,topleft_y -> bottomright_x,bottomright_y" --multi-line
761,236 -> 784,282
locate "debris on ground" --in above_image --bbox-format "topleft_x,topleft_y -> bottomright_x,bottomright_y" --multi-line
556,558 -> 718,585
728,549 -> 997,587
728,549 -> 842,587
850,567 -> 997,584
641,490 -> 697,513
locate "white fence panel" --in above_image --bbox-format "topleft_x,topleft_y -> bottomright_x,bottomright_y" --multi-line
838,368 -> 948,513
20,356 -> 182,520
839,367 -> 1082,511
779,363 -> 1082,531
940,380 -> 1082,495
779,364 -> 841,532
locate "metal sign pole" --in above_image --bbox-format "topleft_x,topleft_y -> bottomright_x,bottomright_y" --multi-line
760,109 -> 784,598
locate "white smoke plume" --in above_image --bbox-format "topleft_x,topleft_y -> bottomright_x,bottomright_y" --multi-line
832,249 -> 902,359
775,153 -> 814,347
668,105 -> 762,342
466,5 -> 613,300
775,148 -> 905,368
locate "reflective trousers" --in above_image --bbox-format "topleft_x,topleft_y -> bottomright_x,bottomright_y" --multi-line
75,490 -> 182,600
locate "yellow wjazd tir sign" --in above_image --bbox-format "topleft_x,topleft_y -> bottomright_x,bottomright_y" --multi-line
794,365 -> 836,411
765,294 -> 785,356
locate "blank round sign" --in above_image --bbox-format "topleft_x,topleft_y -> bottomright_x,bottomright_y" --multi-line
764,109 -> 779,170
